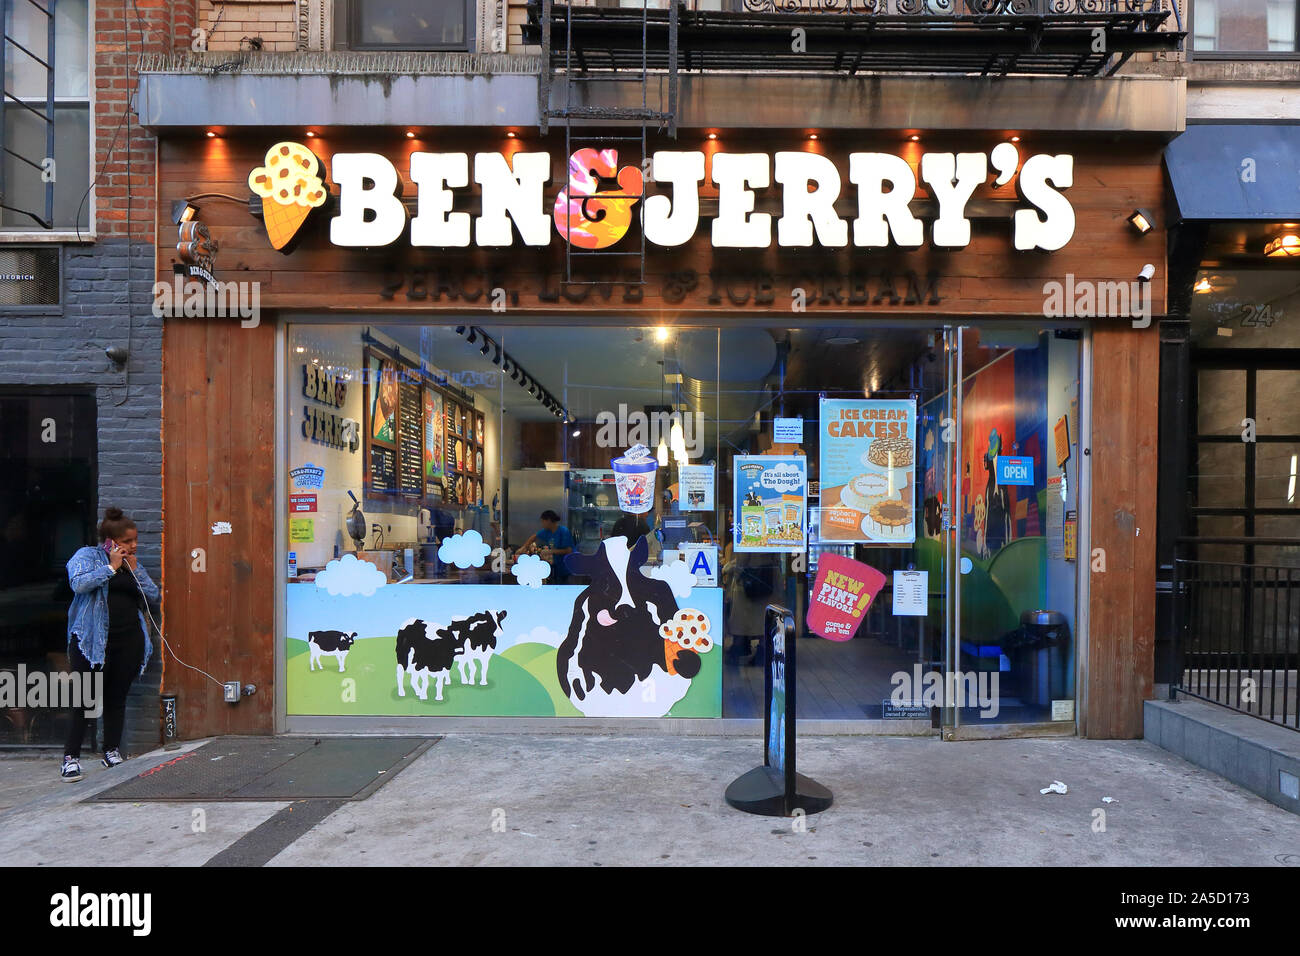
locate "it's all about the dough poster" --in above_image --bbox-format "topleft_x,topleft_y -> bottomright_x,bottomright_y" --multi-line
819,398 -> 917,544
734,455 -> 807,553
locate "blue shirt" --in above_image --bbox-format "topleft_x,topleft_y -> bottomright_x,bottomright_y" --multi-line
536,526 -> 575,552
536,526 -> 575,581
66,546 -> 158,675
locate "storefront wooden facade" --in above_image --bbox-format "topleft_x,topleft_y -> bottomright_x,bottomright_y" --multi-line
155,127 -> 1168,739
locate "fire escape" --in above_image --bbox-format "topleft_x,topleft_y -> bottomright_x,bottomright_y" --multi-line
525,0 -> 1184,281
1,0 -> 58,228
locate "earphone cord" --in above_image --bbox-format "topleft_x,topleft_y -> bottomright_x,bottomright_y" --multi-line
125,561 -> 226,690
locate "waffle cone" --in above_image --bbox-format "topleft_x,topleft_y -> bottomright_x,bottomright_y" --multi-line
262,196 -> 312,250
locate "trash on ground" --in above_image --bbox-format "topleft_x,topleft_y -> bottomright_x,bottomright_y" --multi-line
1039,780 -> 1068,795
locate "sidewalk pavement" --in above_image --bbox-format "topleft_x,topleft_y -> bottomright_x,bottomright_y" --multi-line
2,734 -> 1299,866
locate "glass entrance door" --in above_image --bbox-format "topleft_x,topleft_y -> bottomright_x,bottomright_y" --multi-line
946,326 -> 1082,731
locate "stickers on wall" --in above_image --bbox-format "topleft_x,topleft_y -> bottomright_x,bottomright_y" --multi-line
818,398 -> 916,544
734,455 -> 807,553
290,462 -> 326,489
289,493 -> 317,513
806,553 -> 886,642
289,518 -> 314,543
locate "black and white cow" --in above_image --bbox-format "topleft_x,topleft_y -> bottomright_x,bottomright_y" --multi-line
557,535 -> 699,710
307,630 -> 357,672
444,610 -> 507,686
394,618 -> 461,702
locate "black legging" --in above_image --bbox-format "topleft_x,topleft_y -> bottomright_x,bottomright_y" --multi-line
64,636 -> 143,758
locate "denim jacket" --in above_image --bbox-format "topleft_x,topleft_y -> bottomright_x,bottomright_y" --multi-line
66,545 -> 158,676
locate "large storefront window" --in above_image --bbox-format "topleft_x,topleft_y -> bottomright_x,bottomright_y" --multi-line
284,321 -> 1083,728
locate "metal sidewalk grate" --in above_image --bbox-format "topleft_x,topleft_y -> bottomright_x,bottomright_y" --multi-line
86,736 -> 438,803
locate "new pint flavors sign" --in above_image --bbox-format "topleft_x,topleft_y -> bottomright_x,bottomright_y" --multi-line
806,553 -> 887,642
818,398 -> 917,544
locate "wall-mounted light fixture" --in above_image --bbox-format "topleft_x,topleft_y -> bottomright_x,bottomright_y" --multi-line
1127,209 -> 1155,235
171,200 -> 199,224
1265,233 -> 1300,257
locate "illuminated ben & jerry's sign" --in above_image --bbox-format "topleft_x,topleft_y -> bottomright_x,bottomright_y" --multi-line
247,140 -> 1076,254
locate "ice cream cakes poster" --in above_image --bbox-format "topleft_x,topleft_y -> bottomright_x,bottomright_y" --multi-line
819,398 -> 917,544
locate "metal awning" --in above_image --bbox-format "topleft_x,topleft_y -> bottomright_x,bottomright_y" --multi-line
1166,124 -> 1300,222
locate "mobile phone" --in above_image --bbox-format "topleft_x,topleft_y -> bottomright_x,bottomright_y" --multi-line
103,538 -> 117,553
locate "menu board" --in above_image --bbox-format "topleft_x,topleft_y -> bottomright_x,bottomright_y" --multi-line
370,444 -> 397,493
397,382 -> 423,496
424,388 -> 445,482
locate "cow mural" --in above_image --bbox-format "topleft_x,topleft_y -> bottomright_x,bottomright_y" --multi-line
395,610 -> 508,702
307,630 -> 357,672
557,535 -> 712,717
447,610 -> 507,686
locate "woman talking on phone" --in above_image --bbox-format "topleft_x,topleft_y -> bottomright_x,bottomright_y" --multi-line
60,507 -> 160,781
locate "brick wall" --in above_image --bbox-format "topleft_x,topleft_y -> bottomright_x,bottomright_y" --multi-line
1,2 -> 192,753
198,0 -> 299,53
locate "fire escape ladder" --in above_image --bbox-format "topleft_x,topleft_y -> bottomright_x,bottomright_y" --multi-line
1,0 -> 57,229
538,0 -> 679,286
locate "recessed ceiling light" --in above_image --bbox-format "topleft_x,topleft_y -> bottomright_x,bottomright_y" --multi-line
707,132 -> 717,140
808,133 -> 819,141
909,134 -> 920,142
1010,135 -> 1021,143
405,130 -> 416,139
654,327 -> 671,343
305,130 -> 317,138
206,130 -> 217,138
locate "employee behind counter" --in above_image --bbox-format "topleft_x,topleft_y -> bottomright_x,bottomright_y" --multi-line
516,509 -> 575,583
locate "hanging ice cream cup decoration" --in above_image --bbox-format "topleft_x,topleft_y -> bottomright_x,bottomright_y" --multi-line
612,443 -> 658,514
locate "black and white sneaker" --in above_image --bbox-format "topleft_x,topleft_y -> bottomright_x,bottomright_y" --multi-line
101,749 -> 124,768
61,756 -> 83,781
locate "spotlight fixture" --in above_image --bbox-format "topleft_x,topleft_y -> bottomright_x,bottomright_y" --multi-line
1127,209 -> 1155,235
206,130 -> 217,138
707,132 -> 717,140
466,328 -> 478,345
506,130 -> 517,138
455,325 -> 467,335
295,346 -> 305,353
1193,277 -> 1213,294
1265,233 -> 1300,257
654,327 -> 671,343
305,130 -> 317,138
909,134 -> 920,142
571,429 -> 581,438
1010,135 -> 1021,143
1137,263 -> 1155,283
170,199 -> 199,224
808,133 -> 819,141
405,130 -> 416,139
479,340 -> 491,356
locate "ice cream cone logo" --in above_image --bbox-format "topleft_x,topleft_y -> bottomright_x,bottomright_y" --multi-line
248,142 -> 330,252
553,148 -> 643,249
